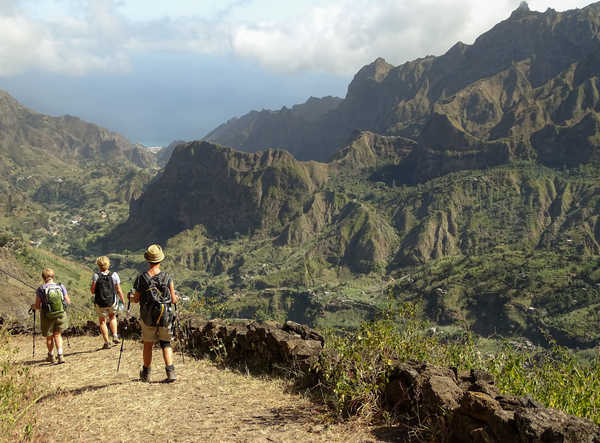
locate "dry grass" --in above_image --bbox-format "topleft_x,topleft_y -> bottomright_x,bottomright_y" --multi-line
12,335 -> 382,442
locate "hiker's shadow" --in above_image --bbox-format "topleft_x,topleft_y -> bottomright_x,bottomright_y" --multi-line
370,426 -> 413,442
21,359 -> 60,366
67,347 -> 111,357
36,381 -> 130,403
21,348 -> 104,365
240,405 -> 319,427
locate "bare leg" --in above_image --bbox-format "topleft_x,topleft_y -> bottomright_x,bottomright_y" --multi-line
162,346 -> 173,366
46,336 -> 54,353
99,317 -> 109,342
53,332 -> 63,351
143,341 -> 153,367
108,314 -> 118,336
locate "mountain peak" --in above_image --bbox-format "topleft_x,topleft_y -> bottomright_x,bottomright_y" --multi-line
510,1 -> 531,19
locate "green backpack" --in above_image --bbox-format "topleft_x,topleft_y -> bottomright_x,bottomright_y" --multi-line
43,284 -> 65,318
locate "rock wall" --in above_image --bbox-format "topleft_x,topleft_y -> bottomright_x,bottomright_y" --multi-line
384,362 -> 600,442
180,317 -> 323,374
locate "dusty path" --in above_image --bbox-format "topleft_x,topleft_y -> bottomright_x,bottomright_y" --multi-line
13,335 -> 384,442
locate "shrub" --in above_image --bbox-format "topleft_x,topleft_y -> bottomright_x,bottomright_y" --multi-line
314,303 -> 600,424
0,328 -> 41,440
314,304 -> 480,419
488,343 -> 600,423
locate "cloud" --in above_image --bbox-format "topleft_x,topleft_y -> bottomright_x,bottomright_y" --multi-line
0,0 -> 131,76
0,0 -> 594,77
230,0 -> 521,75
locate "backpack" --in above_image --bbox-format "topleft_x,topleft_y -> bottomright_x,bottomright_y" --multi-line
43,284 -> 65,318
139,272 -> 172,327
94,272 -> 116,307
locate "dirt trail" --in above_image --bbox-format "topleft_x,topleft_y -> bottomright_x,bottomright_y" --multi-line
14,335 -> 383,442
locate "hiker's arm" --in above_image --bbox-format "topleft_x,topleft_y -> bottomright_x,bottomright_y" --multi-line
169,281 -> 179,304
63,286 -> 71,305
115,283 -> 125,304
90,273 -> 97,294
32,293 -> 41,310
131,290 -> 140,304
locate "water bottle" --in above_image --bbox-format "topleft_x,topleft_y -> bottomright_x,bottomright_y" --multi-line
118,300 -> 125,312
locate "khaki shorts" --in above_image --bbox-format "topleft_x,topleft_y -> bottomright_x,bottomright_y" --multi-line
40,312 -> 69,337
140,320 -> 173,342
95,303 -> 117,319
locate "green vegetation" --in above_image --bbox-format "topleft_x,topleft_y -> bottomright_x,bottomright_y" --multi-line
314,304 -> 600,424
2,162 -> 154,258
115,162 -> 598,356
0,237 -> 97,324
0,329 -> 40,440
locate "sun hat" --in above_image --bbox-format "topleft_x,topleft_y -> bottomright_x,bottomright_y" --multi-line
144,244 -> 165,263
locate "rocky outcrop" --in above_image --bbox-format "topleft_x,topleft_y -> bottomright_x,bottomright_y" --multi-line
111,141 -> 330,246
329,131 -> 416,172
180,317 -> 324,374
384,362 -> 600,442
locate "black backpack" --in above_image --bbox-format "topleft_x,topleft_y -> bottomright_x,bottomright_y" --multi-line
94,272 -> 116,307
139,272 -> 172,327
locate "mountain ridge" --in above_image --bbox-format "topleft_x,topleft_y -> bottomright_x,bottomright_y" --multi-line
205,2 -> 600,165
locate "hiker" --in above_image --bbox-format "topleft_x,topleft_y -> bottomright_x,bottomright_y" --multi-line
31,268 -> 71,364
91,256 -> 126,349
130,244 -> 179,383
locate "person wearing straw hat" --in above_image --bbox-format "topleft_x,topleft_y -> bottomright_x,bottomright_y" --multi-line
31,268 -> 71,364
130,244 -> 179,383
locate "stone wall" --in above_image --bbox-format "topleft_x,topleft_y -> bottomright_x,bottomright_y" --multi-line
179,317 -> 323,374
384,362 -> 600,442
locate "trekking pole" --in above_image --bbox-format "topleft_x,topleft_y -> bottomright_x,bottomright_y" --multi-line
173,303 -> 184,364
117,297 -> 131,373
29,307 -> 36,357
64,303 -> 71,349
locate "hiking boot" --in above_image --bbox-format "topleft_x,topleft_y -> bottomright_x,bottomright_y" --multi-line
112,336 -> 120,344
165,365 -> 176,383
46,353 -> 55,363
139,366 -> 151,382
102,342 -> 111,350
57,354 -> 65,364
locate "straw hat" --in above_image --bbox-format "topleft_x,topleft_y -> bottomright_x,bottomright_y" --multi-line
144,244 -> 165,263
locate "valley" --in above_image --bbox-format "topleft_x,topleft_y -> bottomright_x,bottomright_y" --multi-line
2,2 -> 600,358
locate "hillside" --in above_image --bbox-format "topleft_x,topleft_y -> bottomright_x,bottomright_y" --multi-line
0,90 -> 159,256
0,239 -> 112,324
103,133 -> 600,350
105,141 -> 329,247
205,3 -> 600,165
204,96 -> 343,159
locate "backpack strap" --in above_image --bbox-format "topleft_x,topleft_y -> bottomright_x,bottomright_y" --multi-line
141,271 -> 153,292
141,272 -> 171,299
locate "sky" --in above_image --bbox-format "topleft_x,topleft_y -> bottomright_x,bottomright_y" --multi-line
0,0 -> 594,147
